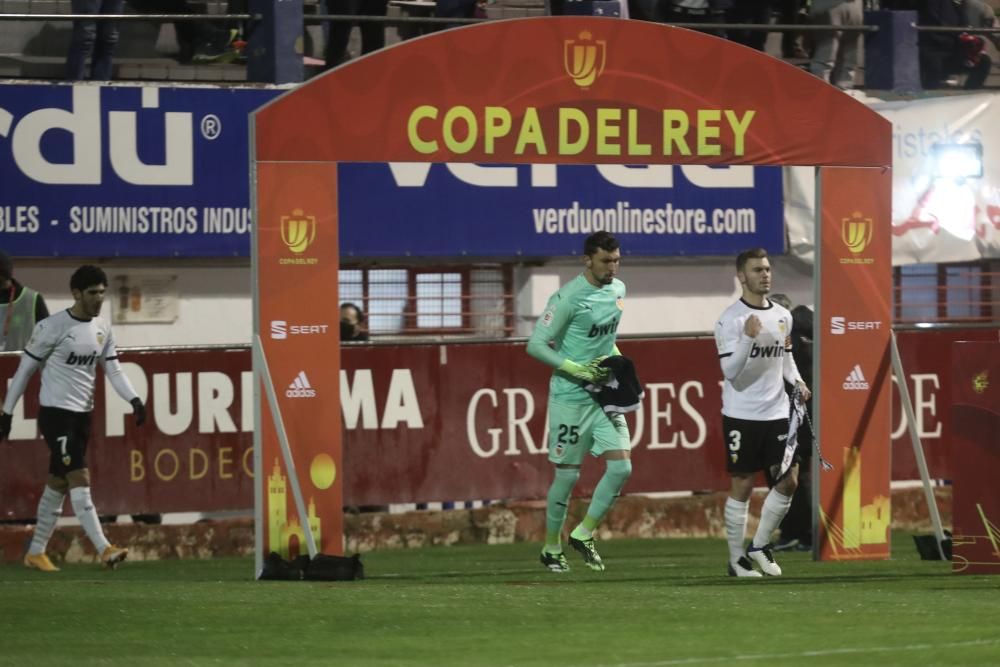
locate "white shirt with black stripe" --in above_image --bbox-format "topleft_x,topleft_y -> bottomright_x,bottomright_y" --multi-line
23,309 -> 120,412
715,298 -> 793,421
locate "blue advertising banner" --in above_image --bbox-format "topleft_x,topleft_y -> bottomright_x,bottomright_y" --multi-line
0,84 -> 783,258
338,163 -> 784,257
0,83 -> 279,258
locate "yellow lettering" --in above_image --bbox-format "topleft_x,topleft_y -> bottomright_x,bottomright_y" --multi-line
697,109 -> 722,156
219,446 -> 234,480
407,105 -> 438,154
725,109 -> 755,157
189,448 -> 208,481
443,106 -> 477,154
596,108 -> 622,156
514,107 -> 546,155
558,107 -> 589,155
243,447 -> 254,478
483,107 -> 512,154
627,109 -> 651,156
130,450 -> 145,482
662,110 -> 691,156
154,449 -> 179,482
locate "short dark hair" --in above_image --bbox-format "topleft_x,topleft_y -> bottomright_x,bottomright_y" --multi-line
340,302 -> 365,323
736,248 -> 768,272
584,231 -> 620,257
70,265 -> 108,292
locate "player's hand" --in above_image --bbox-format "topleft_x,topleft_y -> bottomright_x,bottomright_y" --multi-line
560,359 -> 610,385
584,356 -> 612,384
0,412 -> 11,442
744,315 -> 762,338
795,381 -> 811,403
131,398 -> 147,427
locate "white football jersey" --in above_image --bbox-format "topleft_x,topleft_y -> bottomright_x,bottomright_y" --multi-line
24,309 -> 119,412
715,298 -> 793,421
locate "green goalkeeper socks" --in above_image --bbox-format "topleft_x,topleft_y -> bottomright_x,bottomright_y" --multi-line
544,466 -> 581,552
571,459 -> 632,540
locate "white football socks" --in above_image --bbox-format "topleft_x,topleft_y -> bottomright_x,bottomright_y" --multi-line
70,487 -> 110,554
724,496 -> 749,564
28,486 -> 65,556
753,489 -> 793,549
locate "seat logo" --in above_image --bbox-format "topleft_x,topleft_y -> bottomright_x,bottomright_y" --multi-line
280,209 -> 316,255
564,31 -> 606,89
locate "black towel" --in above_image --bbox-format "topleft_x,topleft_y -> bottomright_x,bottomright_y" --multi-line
585,355 -> 645,415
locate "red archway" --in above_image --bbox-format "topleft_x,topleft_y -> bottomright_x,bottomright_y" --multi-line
251,18 -> 892,574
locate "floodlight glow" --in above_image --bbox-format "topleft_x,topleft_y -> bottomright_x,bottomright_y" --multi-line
931,143 -> 983,181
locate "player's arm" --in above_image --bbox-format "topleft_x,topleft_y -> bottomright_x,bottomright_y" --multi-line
716,316 -> 755,380
100,332 -> 146,426
526,295 -> 607,383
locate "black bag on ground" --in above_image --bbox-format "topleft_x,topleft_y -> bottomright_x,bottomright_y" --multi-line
259,551 -> 306,580
304,553 -> 365,581
259,551 -> 364,581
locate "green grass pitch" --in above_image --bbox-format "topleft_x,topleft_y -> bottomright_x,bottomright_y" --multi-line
1,533 -> 997,666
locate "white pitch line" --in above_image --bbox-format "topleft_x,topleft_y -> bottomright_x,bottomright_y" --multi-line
603,638 -> 1000,667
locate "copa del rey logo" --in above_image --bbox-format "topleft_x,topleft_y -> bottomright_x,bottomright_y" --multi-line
840,211 -> 875,265
564,31 -> 606,89
279,208 -> 318,265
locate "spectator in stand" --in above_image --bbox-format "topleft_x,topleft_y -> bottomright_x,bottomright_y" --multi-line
728,0 -> 775,52
779,0 -> 811,59
340,302 -> 369,342
666,0 -> 732,38
66,0 -> 125,80
0,251 -> 49,352
959,0 -> 1000,49
808,0 -> 864,90
918,0 -> 991,89
127,0 -> 240,64
324,0 -> 389,67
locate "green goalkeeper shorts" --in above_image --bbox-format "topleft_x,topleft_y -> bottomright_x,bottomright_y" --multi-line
547,399 -> 631,465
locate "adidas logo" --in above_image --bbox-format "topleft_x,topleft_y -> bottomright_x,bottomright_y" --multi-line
842,364 -> 870,391
285,371 -> 317,398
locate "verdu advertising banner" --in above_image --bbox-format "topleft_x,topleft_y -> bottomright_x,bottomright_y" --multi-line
0,83 -> 279,257
338,162 -> 784,257
0,83 -> 782,258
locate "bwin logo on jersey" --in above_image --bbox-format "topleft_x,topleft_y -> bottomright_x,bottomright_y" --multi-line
587,318 -> 619,338
66,351 -> 98,366
0,86 -> 193,186
749,342 -> 784,358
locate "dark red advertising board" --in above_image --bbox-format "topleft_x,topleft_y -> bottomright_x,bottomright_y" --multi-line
0,328 -> 994,519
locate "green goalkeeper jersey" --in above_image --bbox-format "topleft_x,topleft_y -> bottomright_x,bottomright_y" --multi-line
527,274 -> 626,404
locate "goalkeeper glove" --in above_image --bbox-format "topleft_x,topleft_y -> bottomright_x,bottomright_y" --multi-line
131,398 -> 147,427
559,358 -> 611,385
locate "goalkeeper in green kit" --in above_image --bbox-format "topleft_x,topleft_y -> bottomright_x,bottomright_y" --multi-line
526,231 -> 631,573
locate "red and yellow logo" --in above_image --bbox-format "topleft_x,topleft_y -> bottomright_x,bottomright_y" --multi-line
279,209 -> 319,265
564,31 -> 606,89
840,211 -> 874,265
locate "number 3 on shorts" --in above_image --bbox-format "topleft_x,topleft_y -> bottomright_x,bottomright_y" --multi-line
727,429 -> 741,463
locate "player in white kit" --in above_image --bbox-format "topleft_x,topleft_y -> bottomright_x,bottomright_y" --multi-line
715,249 -> 810,577
0,265 -> 146,571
